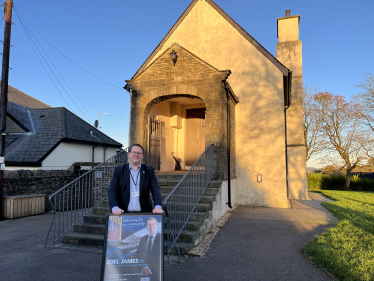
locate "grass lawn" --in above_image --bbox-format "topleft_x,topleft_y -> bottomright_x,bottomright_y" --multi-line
303,191 -> 374,281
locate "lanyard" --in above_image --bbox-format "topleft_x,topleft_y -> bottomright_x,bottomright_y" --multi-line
130,168 -> 141,190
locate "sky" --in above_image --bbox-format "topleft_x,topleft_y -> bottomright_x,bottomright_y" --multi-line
6,0 -> 374,168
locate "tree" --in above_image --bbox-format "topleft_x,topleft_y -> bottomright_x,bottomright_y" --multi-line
314,92 -> 367,189
356,73 -> 374,130
356,73 -> 374,160
303,84 -> 326,161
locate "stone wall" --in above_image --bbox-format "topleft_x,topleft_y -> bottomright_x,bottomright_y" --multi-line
127,44 -> 238,180
3,170 -> 85,211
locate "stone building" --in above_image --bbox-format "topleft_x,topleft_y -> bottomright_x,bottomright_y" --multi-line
125,0 -> 307,209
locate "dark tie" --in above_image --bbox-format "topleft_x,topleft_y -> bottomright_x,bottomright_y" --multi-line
147,236 -> 154,253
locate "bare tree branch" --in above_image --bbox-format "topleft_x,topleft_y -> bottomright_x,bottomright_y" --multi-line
314,92 -> 368,189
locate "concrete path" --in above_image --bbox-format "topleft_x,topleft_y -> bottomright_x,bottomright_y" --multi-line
0,192 -> 338,281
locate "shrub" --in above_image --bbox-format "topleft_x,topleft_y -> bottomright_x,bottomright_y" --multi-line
308,173 -> 374,191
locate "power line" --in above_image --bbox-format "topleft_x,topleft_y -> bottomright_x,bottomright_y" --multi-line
14,6 -> 94,122
14,6 -> 95,121
13,4 -> 124,91
13,7 -> 74,111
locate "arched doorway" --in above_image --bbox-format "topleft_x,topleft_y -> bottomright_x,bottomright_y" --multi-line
147,96 -> 206,172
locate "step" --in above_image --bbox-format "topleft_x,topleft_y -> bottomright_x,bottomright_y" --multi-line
73,222 -> 105,234
93,207 -> 111,215
164,219 -> 203,231
84,213 -> 106,224
62,228 -> 197,252
163,229 -> 199,244
62,232 -> 104,246
168,210 -> 209,221
164,202 -> 212,212
159,180 -> 221,188
94,201 -> 212,215
164,241 -> 193,256
156,174 -> 186,181
160,186 -> 219,195
161,193 -> 215,204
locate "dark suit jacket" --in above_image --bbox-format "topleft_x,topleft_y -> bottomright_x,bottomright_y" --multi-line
108,163 -> 162,212
137,232 -> 162,277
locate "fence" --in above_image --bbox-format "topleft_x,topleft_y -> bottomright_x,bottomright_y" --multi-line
47,148 -> 129,247
163,144 -> 214,261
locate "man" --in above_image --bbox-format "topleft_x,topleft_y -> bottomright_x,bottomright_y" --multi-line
136,217 -> 162,278
108,144 -> 163,214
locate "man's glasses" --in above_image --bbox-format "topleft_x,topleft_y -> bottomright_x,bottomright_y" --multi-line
147,223 -> 156,226
130,152 -> 143,156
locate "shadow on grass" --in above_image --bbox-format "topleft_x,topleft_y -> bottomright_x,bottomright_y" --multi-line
303,191 -> 374,281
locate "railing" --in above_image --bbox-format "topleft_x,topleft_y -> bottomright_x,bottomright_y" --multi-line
163,144 -> 214,261
46,148 -> 129,247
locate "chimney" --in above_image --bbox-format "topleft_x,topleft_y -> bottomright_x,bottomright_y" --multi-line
277,10 -> 300,43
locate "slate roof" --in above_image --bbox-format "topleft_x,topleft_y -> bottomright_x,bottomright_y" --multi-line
5,103 -> 122,166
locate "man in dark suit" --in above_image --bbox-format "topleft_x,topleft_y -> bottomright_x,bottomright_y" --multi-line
136,217 -> 162,278
108,144 -> 163,215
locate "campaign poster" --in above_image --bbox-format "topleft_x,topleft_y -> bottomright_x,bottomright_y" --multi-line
101,213 -> 164,281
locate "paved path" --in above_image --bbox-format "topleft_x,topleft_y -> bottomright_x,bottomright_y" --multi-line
0,192 -> 338,281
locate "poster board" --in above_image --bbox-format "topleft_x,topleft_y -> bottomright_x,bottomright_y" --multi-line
101,213 -> 164,281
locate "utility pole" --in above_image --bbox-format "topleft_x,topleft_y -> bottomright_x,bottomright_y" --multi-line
0,0 -> 13,221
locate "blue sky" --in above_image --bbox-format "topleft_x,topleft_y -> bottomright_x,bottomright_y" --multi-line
7,0 -> 374,167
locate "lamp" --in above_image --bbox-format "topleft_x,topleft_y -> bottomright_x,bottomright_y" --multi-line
257,174 -> 262,183
170,50 -> 178,67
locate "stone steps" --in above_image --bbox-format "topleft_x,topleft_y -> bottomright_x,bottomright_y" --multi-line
60,172 -> 221,257
64,227 -> 194,255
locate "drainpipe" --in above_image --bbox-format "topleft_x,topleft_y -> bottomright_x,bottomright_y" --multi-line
92,145 -> 98,169
224,82 -> 232,209
284,71 -> 292,197
284,108 -> 289,197
103,147 -> 107,161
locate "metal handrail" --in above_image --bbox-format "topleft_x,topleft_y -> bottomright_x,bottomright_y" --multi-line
46,148 -> 129,247
163,144 -> 214,261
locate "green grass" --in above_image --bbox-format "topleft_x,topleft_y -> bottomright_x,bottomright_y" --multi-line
303,191 -> 374,280
308,173 -> 374,191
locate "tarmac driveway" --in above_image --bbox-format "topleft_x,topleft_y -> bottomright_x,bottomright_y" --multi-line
0,193 -> 338,281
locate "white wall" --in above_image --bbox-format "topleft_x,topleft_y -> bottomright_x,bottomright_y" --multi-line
212,179 -> 237,224
11,142 -> 118,170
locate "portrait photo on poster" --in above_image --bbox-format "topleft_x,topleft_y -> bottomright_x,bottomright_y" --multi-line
100,213 -> 164,281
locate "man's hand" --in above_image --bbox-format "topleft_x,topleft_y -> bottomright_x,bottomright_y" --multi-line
142,267 -> 151,276
152,207 -> 163,214
112,208 -> 124,215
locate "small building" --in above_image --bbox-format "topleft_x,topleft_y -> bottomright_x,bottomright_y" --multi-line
5,85 -> 122,170
125,0 -> 307,208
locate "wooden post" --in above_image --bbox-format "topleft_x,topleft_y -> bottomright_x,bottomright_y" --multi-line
0,0 -> 13,221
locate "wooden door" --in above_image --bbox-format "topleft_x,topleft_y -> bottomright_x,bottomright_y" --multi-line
185,108 -> 206,166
